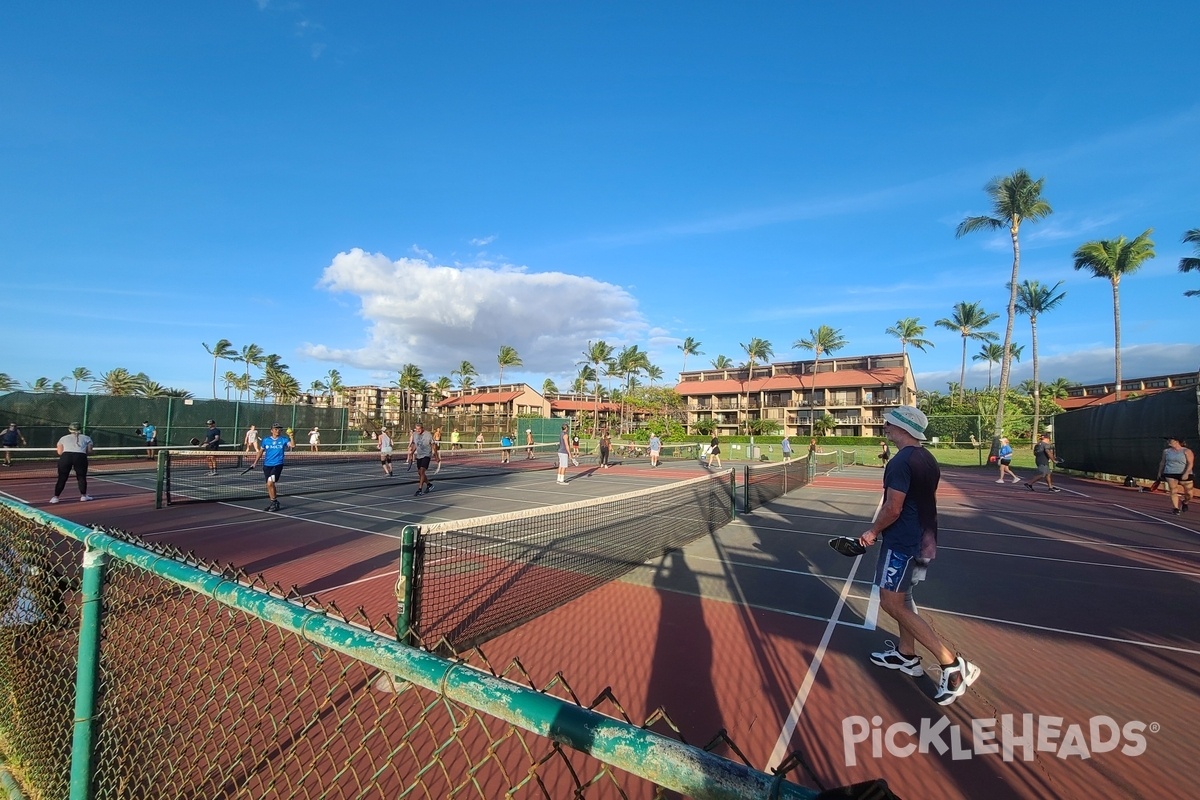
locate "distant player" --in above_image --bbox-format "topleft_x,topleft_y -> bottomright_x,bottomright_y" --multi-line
556,425 -> 570,484
244,425 -> 259,453
308,427 -> 320,452
260,423 -> 292,512
526,429 -> 535,460
202,420 -> 222,475
2,423 -> 27,466
140,420 -> 157,459
378,427 -> 394,476
648,433 -> 662,467
571,433 -> 581,466
410,423 -> 435,495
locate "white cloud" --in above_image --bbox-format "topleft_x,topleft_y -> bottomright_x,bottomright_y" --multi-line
304,249 -> 645,378
917,342 -> 1200,391
470,235 -> 497,247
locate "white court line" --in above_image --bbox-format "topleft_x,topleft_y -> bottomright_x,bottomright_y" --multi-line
939,544 -> 1200,577
766,494 -> 882,771
297,568 -> 400,598
1115,503 -> 1200,534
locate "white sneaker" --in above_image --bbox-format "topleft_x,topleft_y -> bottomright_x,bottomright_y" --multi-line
79,495 -> 93,502
934,656 -> 981,705
995,479 -> 1005,483
869,641 -> 924,676
49,496 -> 59,504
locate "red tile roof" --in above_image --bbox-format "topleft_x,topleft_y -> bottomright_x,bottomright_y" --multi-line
551,399 -> 621,412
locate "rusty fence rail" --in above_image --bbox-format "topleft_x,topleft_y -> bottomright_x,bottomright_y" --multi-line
0,498 -> 821,799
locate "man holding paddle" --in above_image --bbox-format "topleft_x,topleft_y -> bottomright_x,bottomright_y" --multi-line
851,405 -> 980,706
259,423 -> 292,512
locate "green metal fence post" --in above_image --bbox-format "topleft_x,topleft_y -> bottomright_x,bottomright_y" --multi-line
396,525 -> 418,644
81,394 -> 89,433
165,397 -> 173,446
729,468 -> 737,519
69,545 -> 108,800
741,466 -> 750,514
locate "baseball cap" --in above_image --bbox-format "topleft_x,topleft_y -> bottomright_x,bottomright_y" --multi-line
271,422 -> 283,429
883,406 -> 928,441
527,429 -> 532,433
206,419 -> 215,424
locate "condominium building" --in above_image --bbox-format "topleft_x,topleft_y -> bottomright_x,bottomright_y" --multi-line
1054,371 -> 1199,410
436,384 -> 549,434
675,353 -> 916,437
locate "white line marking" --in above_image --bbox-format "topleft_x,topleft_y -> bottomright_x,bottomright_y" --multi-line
940,544 -> 1200,577
1114,503 -> 1200,534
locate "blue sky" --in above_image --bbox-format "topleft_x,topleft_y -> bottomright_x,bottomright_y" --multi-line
3,1 -> 1198,399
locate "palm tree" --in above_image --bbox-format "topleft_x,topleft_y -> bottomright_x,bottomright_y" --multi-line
972,343 -> 1006,390
645,364 -> 663,386
0,373 -> 17,392
324,369 -> 344,402
238,344 -> 265,402
1073,229 -> 1156,401
497,345 -> 522,389
739,338 -> 773,435
1015,279 -> 1067,438
542,378 -> 558,396
26,377 -> 52,393
396,364 -> 426,415
571,366 -> 596,396
885,318 -> 934,358
1180,228 -> 1200,297
452,361 -> 477,393
956,170 -> 1053,436
308,379 -> 328,402
221,370 -> 240,401
710,355 -> 733,370
137,380 -> 171,398
203,339 -> 238,399
579,341 -> 615,436
935,302 -> 999,404
64,367 -> 93,394
431,375 -> 452,398
793,326 -> 847,433
678,337 -> 703,373
93,368 -> 139,396
615,345 -> 650,433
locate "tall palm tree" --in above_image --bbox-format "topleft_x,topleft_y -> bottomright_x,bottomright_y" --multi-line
93,368 -> 139,396
238,344 -> 265,402
1015,279 -> 1068,438
884,318 -> 933,358
431,375 -> 453,399
793,326 -> 847,433
739,338 -> 773,435
452,361 -> 477,394
615,345 -> 650,433
221,370 -> 241,401
26,377 -> 52,393
396,364 -> 426,415
579,341 -> 614,436
678,337 -> 703,373
1180,228 -> 1200,297
972,343 -> 1006,390
542,378 -> 558,396
1073,229 -> 1156,401
324,369 -> 344,401
935,301 -> 999,404
710,355 -> 733,370
497,345 -> 522,389
64,367 -> 93,394
137,380 -> 170,398
645,364 -> 663,386
956,170 -> 1053,435
203,339 -> 237,399
0,373 -> 16,392
308,379 -> 328,401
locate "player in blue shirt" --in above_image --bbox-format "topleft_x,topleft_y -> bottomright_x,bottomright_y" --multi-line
141,421 -> 157,460
260,423 -> 292,512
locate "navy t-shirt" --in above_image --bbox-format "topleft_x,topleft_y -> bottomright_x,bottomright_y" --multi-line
880,445 -> 941,560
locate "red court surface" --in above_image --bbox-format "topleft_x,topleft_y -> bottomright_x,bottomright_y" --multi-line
6,458 -> 1198,799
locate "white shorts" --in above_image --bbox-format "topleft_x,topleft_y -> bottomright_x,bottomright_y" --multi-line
558,453 -> 569,468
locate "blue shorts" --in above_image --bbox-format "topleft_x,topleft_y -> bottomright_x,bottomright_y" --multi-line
874,547 -> 925,593
263,464 -> 284,482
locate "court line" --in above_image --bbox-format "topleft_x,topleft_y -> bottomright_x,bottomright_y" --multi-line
939,544 -> 1200,577
1114,503 -> 1200,534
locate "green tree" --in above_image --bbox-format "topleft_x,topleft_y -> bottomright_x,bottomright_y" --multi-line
794,326 -> 847,432
203,339 -> 237,400
645,364 -> 663,386
811,414 -> 836,436
94,368 -> 139,396
396,364 -> 426,415
0,373 -> 17,392
885,318 -> 934,358
542,378 -> 558,396
1180,228 -> 1200,297
678,337 -> 703,373
956,169 -> 1053,437
64,367 -> 93,394
971,342 -> 1013,390
137,380 -> 171,398
1015,279 -> 1067,438
26,377 -> 52,393
324,369 -> 344,401
710,355 -> 733,370
739,338 -> 773,434
935,301 -> 999,404
579,341 -> 615,436
238,344 -> 265,402
431,375 -> 453,398
497,345 -> 522,389
308,379 -> 328,401
221,370 -> 240,401
615,345 -> 650,433
1073,229 -> 1156,400
452,361 -> 477,393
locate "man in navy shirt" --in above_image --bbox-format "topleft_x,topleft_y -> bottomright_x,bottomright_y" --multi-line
260,423 -> 292,512
859,405 -> 980,706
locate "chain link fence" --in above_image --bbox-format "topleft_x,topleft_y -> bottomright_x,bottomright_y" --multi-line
0,500 -> 841,799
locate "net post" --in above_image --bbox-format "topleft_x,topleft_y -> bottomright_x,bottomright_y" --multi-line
741,466 -> 750,513
69,545 -> 108,800
154,449 -> 167,509
729,468 -> 737,519
396,525 -> 419,645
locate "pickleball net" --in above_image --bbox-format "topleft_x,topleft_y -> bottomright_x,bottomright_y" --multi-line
743,455 -> 811,512
156,442 -> 560,506
401,468 -> 736,651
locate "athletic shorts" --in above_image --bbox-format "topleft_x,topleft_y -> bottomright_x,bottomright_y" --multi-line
558,453 -> 569,468
380,452 -> 392,464
263,464 -> 284,482
416,456 -> 432,470
1163,472 -> 1184,481
999,458 -> 1011,466
874,547 -> 926,593
1037,463 -> 1052,475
